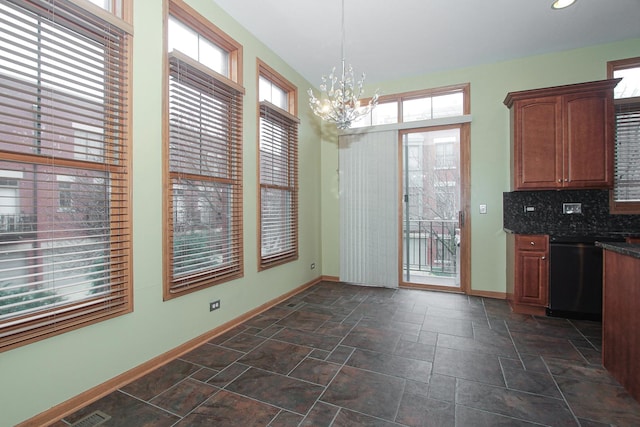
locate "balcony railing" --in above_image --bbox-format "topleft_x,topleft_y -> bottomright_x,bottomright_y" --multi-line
403,219 -> 458,276
0,214 -> 37,240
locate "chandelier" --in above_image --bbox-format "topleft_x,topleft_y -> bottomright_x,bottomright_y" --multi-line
307,0 -> 378,130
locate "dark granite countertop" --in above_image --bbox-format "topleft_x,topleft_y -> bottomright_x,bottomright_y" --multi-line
596,242 -> 640,259
503,227 -> 640,239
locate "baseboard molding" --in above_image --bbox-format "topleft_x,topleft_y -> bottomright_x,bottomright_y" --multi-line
398,283 -> 506,300
17,276 -> 323,427
399,283 -> 464,293
508,301 -> 547,316
468,289 -> 507,300
321,275 -> 340,282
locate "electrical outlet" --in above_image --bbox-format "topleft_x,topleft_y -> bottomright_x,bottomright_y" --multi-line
310,263 -> 316,270
563,203 -> 582,214
209,300 -> 220,312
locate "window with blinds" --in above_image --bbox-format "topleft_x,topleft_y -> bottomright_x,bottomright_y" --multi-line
609,58 -> 640,213
165,4 -> 244,299
0,0 -> 132,352
258,62 -> 299,269
614,99 -> 640,201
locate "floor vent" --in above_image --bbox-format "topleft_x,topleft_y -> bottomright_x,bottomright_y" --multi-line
70,410 -> 111,427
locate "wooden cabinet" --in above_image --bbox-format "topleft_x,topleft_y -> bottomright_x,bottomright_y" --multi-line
504,79 -> 619,191
507,234 -> 549,315
602,248 -> 640,403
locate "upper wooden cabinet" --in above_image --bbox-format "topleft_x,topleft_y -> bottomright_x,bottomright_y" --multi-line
504,79 -> 620,190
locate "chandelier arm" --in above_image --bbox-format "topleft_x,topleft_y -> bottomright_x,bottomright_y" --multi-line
307,0 -> 379,129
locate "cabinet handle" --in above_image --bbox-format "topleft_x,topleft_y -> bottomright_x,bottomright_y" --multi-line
558,179 -> 562,183
542,256 -> 546,260
530,241 -> 535,246
564,179 -> 568,182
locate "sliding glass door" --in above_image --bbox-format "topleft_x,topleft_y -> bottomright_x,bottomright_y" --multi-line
402,126 -> 463,288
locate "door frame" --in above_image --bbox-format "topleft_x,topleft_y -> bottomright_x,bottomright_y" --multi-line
398,122 -> 471,294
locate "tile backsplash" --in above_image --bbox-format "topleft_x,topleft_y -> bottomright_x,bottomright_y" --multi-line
503,189 -> 640,235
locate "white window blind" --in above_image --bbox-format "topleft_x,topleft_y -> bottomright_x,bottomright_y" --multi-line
0,0 -> 131,351
259,101 -> 299,268
166,51 -> 244,296
339,130 -> 399,288
614,99 -> 640,202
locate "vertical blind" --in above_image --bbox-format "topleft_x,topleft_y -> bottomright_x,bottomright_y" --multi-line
167,51 -> 243,296
339,130 -> 399,288
0,0 -> 131,351
614,99 -> 640,202
259,101 -> 299,269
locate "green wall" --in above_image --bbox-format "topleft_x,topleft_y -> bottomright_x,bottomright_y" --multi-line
1,0 -> 638,422
321,38 -> 640,294
0,0 -> 322,425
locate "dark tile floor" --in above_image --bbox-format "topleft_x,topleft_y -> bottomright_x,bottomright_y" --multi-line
54,282 -> 640,426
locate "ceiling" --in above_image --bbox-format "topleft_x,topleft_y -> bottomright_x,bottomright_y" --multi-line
212,0 -> 640,87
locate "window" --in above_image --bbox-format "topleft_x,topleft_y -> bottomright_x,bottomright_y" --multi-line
85,0 -> 127,19
352,84 -> 468,128
259,75 -> 287,110
57,177 -> 73,211
406,138 -> 425,220
73,123 -> 104,162
608,57 -> 640,213
164,0 -> 244,299
0,173 -> 21,233
168,16 -> 229,77
258,60 -> 299,269
435,142 -> 456,169
403,98 -> 432,123
0,0 -> 132,352
372,101 -> 399,126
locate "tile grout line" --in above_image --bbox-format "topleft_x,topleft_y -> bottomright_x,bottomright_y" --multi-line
116,388 -> 188,422
176,291 -> 335,424
62,282 -> 640,426
392,375 -> 409,425
501,316 -> 587,425
538,356 -> 583,426
295,288 -> 371,425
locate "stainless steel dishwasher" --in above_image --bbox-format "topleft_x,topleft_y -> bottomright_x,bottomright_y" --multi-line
547,235 -> 624,320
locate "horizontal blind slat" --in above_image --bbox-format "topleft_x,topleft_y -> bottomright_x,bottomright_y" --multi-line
0,0 -> 131,350
167,53 -> 243,293
259,103 -> 298,267
614,100 -> 640,202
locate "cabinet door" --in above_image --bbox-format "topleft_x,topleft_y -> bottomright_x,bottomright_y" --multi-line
513,97 -> 562,189
515,250 -> 549,306
563,91 -> 613,188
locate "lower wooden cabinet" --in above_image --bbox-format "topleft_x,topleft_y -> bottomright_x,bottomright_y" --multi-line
602,248 -> 640,403
507,234 -> 549,314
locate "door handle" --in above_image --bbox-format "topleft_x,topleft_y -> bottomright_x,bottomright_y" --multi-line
458,210 -> 465,227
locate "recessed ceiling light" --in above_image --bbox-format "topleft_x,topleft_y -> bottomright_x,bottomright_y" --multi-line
552,0 -> 577,9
